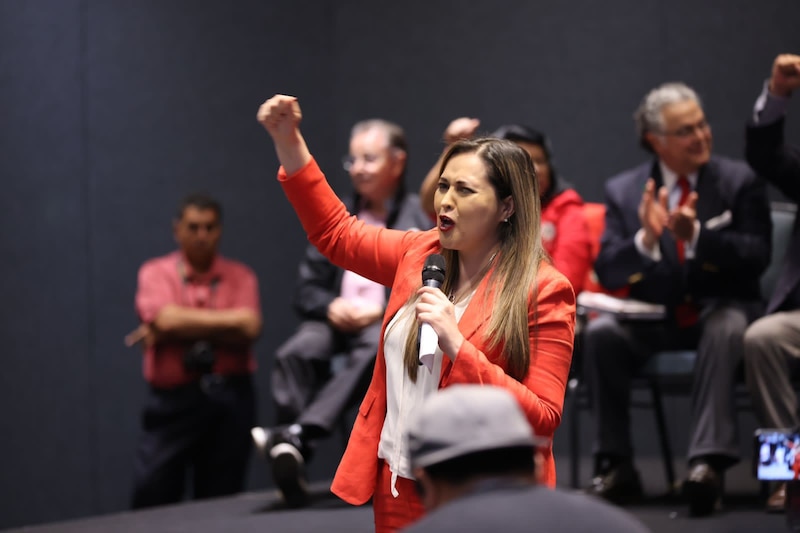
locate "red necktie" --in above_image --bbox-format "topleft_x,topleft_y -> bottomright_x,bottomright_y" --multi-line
675,176 -> 691,263
674,175 -> 697,327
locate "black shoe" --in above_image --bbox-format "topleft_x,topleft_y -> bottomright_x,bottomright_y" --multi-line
270,441 -> 309,507
269,424 -> 310,508
586,462 -> 643,505
682,462 -> 722,517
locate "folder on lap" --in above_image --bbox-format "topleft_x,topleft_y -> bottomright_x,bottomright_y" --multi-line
577,291 -> 666,321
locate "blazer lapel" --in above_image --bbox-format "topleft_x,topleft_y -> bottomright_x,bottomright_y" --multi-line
439,268 -> 496,380
693,163 -> 724,224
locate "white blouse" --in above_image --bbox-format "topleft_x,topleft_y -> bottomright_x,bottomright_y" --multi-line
377,292 -> 473,497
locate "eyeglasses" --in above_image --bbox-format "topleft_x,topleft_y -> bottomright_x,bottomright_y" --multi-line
658,119 -> 711,139
342,153 -> 384,171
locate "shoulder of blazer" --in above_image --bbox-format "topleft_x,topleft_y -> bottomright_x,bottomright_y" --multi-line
391,192 -> 434,231
604,160 -> 653,205
706,155 -> 757,186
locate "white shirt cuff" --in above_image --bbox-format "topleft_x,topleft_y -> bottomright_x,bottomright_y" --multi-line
635,228 -> 661,262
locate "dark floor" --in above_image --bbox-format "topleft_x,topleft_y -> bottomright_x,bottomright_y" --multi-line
4,456 -> 791,533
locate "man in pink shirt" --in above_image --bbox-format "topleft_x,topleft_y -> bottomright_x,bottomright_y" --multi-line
126,193 -> 262,508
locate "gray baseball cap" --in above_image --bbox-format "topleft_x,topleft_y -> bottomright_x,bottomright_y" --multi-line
407,385 -> 546,469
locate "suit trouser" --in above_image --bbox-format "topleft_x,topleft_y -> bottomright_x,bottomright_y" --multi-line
131,375 -> 255,509
583,303 -> 749,468
744,310 -> 800,429
271,320 -> 381,434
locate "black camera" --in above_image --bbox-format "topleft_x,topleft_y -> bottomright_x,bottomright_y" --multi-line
183,340 -> 216,375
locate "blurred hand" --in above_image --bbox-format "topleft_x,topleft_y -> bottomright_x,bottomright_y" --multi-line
443,117 -> 481,144
328,298 -> 382,333
637,178 -> 669,249
256,94 -> 303,142
668,191 -> 698,242
124,324 -> 156,349
769,54 -> 800,98
327,297 -> 357,332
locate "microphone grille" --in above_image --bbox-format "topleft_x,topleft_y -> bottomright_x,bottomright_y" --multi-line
422,254 -> 446,284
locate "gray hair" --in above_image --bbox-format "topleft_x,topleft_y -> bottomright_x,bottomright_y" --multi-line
634,82 -> 702,152
350,119 -> 408,154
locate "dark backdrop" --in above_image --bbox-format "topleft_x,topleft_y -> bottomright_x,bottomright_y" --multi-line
1,0 -> 799,528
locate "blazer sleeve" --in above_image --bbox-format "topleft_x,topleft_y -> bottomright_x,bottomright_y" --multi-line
595,179 -> 663,290
549,201 -> 592,294
279,158 -> 424,287
293,244 -> 339,320
746,119 -> 800,202
441,270 -> 575,438
694,168 -> 772,275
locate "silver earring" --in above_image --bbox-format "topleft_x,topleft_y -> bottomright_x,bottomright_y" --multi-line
503,217 -> 509,223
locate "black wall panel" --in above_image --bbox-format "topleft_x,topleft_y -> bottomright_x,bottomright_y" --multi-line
1,0 -> 799,527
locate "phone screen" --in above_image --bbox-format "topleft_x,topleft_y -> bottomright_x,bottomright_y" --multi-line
755,429 -> 800,481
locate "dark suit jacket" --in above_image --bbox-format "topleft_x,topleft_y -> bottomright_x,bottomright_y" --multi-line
595,156 -> 772,314
746,118 -> 800,313
292,190 -> 433,320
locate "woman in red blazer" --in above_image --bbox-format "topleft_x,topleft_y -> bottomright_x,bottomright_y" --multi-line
258,95 -> 575,532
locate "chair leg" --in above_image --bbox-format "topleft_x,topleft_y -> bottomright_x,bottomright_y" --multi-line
649,380 -> 676,492
568,379 -> 580,489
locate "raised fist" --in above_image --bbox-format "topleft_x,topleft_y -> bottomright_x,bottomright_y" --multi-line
256,94 -> 303,140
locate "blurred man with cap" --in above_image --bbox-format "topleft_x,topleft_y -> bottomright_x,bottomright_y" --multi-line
403,385 -> 651,532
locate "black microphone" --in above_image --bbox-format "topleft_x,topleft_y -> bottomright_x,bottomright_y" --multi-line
419,254 -> 446,370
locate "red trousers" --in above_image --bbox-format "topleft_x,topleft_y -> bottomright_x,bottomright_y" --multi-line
373,460 -> 425,532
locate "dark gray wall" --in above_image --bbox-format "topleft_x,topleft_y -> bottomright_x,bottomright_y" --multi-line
1,0 -> 799,528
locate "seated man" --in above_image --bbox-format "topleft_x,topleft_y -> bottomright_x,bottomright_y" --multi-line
419,118 -> 592,293
252,118 -> 432,507
743,52 -> 800,513
403,385 -> 651,533
583,82 -> 772,516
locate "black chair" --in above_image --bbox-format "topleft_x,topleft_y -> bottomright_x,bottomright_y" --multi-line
566,202 -> 798,492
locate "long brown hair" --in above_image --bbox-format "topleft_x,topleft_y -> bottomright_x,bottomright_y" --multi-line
402,138 -> 546,381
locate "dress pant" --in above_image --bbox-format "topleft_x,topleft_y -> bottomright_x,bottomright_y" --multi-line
271,320 -> 381,434
744,309 -> 800,429
131,375 -> 255,509
583,302 -> 753,467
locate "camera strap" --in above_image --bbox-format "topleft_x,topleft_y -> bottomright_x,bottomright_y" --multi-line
177,259 -> 220,309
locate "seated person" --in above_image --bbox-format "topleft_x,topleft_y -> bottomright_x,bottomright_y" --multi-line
404,385 -> 651,533
583,82 -> 771,517
252,118 -> 432,507
419,118 -> 592,293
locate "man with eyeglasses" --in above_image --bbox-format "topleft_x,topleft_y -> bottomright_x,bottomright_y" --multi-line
583,82 -> 772,517
251,119 -> 432,507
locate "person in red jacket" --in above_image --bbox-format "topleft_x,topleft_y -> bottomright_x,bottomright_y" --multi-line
420,119 -> 592,294
258,95 -> 575,533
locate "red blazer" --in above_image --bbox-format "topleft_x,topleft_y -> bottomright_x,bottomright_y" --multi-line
279,159 -> 576,505
540,188 -> 592,294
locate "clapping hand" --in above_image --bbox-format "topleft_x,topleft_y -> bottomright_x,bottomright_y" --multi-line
638,178 -> 669,249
